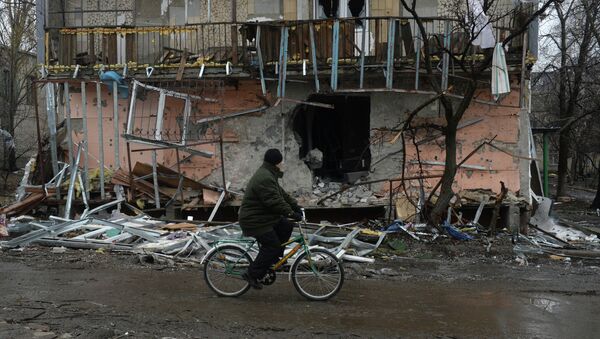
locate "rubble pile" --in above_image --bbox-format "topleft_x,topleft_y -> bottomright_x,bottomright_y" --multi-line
1,157 -> 598,268
295,177 -> 383,207
0,206 -> 385,265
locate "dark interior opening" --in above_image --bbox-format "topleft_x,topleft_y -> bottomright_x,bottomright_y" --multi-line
293,94 -> 371,182
318,0 -> 365,21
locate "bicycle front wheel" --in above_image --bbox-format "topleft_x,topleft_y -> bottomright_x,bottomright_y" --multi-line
203,245 -> 251,297
291,248 -> 344,301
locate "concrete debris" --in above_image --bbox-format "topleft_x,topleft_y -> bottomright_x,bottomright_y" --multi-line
306,177 -> 382,207
51,246 -> 67,254
0,217 -> 8,238
530,193 -> 599,243
304,149 -> 323,170
511,193 -> 600,261
456,188 -> 528,207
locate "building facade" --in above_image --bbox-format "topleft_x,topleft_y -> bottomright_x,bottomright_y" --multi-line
36,0 -> 539,221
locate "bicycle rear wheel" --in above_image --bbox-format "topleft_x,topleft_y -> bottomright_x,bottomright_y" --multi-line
291,248 -> 344,301
203,245 -> 251,297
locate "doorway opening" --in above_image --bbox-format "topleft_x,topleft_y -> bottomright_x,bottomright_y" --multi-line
293,94 -> 371,183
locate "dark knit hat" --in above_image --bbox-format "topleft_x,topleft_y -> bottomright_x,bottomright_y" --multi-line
264,148 -> 283,165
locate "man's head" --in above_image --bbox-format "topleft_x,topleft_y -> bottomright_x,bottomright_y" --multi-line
264,148 -> 284,171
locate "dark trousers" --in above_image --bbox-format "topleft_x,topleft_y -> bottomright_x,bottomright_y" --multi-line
247,218 -> 294,279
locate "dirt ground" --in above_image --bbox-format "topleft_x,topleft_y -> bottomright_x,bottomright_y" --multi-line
2,232 -> 600,339
1,177 -> 600,338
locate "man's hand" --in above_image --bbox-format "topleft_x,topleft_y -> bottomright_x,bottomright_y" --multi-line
290,211 -> 303,222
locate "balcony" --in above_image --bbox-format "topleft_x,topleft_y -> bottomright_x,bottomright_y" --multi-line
44,15 -> 530,84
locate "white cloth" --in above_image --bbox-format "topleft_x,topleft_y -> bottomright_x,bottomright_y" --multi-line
468,0 -> 496,49
492,43 -> 511,100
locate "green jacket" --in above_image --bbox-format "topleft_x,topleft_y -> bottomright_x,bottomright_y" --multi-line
238,162 -> 300,237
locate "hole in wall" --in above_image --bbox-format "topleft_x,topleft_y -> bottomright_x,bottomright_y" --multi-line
293,94 -> 371,183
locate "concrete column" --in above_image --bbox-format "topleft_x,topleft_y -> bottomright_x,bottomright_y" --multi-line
36,0 -> 46,64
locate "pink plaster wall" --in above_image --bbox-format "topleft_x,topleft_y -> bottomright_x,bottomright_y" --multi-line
66,80 -> 523,195
402,88 -> 522,195
66,81 -> 263,181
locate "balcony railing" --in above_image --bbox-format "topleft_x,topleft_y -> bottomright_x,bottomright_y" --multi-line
45,16 -> 528,76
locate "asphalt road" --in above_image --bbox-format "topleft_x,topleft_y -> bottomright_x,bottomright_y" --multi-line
1,257 -> 600,338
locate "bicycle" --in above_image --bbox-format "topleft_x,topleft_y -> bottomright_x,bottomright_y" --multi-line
202,210 -> 344,301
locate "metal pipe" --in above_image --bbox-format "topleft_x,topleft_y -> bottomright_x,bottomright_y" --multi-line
96,82 -> 105,199
113,81 -> 120,168
126,142 -> 135,199
219,134 -> 226,193
78,172 -> 89,212
359,17 -> 367,89
195,105 -> 268,124
80,81 -> 90,199
181,96 -> 191,146
385,19 -> 396,89
277,26 -> 289,97
256,25 -> 267,96
130,139 -> 222,152
543,132 -> 549,197
309,22 -> 320,92
441,20 -> 451,91
64,83 -> 74,168
155,90 -> 166,141
65,144 -> 82,219
331,20 -> 340,91
151,150 -> 161,208
45,83 -> 59,176
126,81 -> 138,134
175,147 -> 185,205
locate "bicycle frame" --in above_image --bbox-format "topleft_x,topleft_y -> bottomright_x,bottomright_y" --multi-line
272,234 -> 308,270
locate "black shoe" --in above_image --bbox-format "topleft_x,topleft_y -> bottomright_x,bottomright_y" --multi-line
242,272 -> 263,290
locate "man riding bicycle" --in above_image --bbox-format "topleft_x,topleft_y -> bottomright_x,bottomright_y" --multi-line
238,149 -> 303,289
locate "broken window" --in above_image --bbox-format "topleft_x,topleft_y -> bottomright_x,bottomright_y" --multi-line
318,0 -> 339,18
316,0 -> 366,19
249,0 -> 282,20
135,0 -> 167,25
293,95 -> 371,182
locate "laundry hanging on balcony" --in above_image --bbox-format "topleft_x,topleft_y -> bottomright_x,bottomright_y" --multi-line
468,0 -> 496,49
492,43 -> 510,101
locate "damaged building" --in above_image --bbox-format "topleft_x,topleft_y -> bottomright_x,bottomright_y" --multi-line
24,0 -> 542,227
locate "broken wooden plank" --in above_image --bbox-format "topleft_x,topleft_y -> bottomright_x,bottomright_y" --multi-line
0,193 -> 48,217
176,49 -> 189,81
132,162 -> 211,191
208,182 -> 230,222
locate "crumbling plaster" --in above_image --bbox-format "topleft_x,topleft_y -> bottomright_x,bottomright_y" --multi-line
367,91 -> 439,183
402,88 -> 523,196
201,82 -> 314,193
65,77 -> 525,205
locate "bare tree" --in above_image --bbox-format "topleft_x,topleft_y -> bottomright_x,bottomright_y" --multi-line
533,0 -> 600,197
0,0 -> 37,173
398,0 -> 556,226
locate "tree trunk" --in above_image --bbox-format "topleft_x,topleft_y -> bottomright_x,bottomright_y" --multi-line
429,118 -> 459,226
592,167 -> 600,209
570,151 -> 578,184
